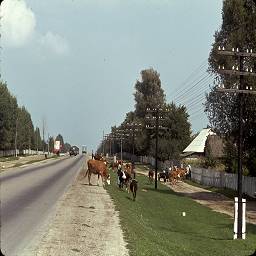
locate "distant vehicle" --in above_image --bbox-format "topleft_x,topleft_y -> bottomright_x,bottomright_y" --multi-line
82,145 -> 87,154
69,146 -> 79,156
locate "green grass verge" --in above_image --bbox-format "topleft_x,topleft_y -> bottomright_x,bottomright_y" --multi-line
7,155 -> 59,168
0,156 -> 19,162
106,169 -> 256,256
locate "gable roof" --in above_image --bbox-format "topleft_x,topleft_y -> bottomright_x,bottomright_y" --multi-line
183,128 -> 215,153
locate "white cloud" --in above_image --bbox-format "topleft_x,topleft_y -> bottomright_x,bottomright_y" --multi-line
1,0 -> 69,56
1,0 -> 36,47
39,31 -> 69,56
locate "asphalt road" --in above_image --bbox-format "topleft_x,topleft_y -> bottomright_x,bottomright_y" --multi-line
0,155 -> 86,256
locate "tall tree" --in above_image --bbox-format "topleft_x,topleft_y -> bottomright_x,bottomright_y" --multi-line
134,68 -> 166,118
205,0 -> 256,176
64,143 -> 71,153
0,82 -> 18,150
148,103 -> 191,161
34,127 -> 43,151
49,136 -> 55,153
17,106 -> 34,151
133,68 -> 166,155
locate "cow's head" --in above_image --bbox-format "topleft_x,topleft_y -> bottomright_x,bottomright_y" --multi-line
102,173 -> 110,185
106,174 -> 111,185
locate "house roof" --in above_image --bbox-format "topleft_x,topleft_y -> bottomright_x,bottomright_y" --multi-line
183,128 -> 215,153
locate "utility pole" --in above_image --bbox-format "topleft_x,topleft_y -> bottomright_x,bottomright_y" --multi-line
104,134 -> 113,156
123,122 -> 142,161
217,46 -> 256,239
14,118 -> 18,157
42,117 -> 47,153
47,133 -> 50,155
111,129 -> 129,162
109,137 -> 112,156
146,107 -> 169,190
102,130 -> 105,155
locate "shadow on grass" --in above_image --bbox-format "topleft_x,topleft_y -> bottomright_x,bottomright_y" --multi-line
160,226 -> 233,241
81,183 -> 99,187
146,187 -> 179,196
125,196 -> 133,201
217,222 -> 256,236
180,191 -> 230,201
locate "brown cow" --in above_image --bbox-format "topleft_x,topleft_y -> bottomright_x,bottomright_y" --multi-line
85,159 -> 110,186
148,170 -> 154,183
124,163 -> 132,175
130,179 -> 138,201
169,168 -> 186,185
94,154 -> 103,161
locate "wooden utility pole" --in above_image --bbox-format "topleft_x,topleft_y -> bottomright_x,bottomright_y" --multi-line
122,122 -> 142,161
146,107 -> 169,190
217,46 -> 256,239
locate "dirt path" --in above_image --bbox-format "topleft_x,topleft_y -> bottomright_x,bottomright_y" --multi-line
29,171 -> 129,256
136,170 -> 256,225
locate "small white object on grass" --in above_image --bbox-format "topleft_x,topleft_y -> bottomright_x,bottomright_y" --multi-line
182,212 -> 186,217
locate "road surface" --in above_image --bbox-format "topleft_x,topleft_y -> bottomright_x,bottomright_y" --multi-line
0,155 -> 85,256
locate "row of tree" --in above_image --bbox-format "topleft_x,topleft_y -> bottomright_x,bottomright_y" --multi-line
0,81 -> 70,154
99,68 -> 192,162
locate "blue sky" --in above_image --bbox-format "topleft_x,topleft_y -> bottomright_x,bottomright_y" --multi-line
1,0 -> 223,151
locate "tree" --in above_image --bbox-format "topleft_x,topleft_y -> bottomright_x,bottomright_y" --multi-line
0,81 -> 18,150
148,103 -> 191,161
64,143 -> 71,153
133,68 -> 166,155
17,106 -> 34,151
205,0 -> 256,176
49,136 -> 55,153
34,127 -> 43,151
134,68 -> 166,118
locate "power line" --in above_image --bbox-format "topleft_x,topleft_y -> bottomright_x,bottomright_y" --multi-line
173,73 -> 212,103
171,71 -> 208,101
168,59 -> 208,99
176,81 -> 211,105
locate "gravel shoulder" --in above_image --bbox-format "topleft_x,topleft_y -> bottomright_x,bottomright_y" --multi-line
136,169 -> 256,225
30,168 -> 129,256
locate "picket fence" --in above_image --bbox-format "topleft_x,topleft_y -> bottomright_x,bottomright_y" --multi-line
0,149 -> 46,157
191,167 -> 256,198
139,155 -> 256,198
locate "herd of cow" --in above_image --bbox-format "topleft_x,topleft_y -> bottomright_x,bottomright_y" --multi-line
151,166 -> 190,185
84,154 -> 190,201
84,155 -> 138,200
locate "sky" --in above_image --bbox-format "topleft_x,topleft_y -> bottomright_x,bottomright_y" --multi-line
0,0 -> 223,151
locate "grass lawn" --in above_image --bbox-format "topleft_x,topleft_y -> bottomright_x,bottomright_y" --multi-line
106,169 -> 256,256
